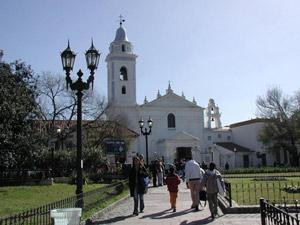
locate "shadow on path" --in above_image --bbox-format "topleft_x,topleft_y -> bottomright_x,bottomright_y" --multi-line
179,216 -> 212,225
179,214 -> 225,225
92,214 -> 132,224
140,208 -> 193,220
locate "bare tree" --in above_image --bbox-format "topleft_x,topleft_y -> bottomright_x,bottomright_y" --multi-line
256,87 -> 293,119
37,72 -> 74,123
38,72 -> 105,117
36,71 -> 106,142
256,87 -> 300,166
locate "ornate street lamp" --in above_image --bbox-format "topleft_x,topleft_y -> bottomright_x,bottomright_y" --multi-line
234,148 -> 237,168
56,127 -> 64,150
61,40 -> 100,208
139,117 -> 153,166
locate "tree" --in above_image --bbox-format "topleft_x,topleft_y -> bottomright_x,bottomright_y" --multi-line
36,72 -> 105,135
256,87 -> 300,166
0,61 -> 41,170
35,71 -> 106,155
36,72 -> 131,174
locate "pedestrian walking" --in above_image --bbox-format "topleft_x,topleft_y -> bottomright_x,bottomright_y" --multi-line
201,161 -> 208,170
200,162 -> 225,220
128,156 -> 149,216
156,160 -> 164,186
185,156 -> 205,211
165,165 -> 181,212
150,160 -> 157,187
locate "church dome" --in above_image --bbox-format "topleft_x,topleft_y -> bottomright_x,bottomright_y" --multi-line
114,26 -> 128,42
209,98 -> 215,104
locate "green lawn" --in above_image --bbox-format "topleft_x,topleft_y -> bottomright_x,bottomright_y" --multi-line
82,187 -> 129,220
226,177 -> 300,205
0,183 -> 104,217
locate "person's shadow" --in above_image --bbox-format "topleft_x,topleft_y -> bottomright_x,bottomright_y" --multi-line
140,208 -> 193,220
179,216 -> 212,225
179,214 -> 224,224
90,214 -> 132,224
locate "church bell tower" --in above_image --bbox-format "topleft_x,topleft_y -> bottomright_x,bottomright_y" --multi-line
106,18 -> 137,107
205,99 -> 222,128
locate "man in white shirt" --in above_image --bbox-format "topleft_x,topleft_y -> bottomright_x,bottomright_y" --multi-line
185,156 -> 205,211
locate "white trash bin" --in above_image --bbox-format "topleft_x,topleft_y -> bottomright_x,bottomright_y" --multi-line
50,208 -> 82,225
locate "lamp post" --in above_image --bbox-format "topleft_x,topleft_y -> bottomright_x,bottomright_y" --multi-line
138,117 -> 153,166
56,127 -> 62,150
234,148 -> 237,168
60,40 -> 100,208
56,127 -> 64,150
50,145 -> 55,177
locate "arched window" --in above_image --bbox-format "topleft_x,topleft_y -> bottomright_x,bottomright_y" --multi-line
167,113 -> 176,128
122,45 -> 126,52
121,86 -> 126,94
120,67 -> 128,80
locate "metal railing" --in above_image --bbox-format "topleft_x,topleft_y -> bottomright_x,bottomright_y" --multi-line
260,198 -> 300,225
0,180 -> 128,225
224,181 -> 232,207
227,180 -> 300,205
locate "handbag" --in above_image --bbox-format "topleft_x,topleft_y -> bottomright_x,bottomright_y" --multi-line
217,178 -> 225,196
140,176 -> 150,188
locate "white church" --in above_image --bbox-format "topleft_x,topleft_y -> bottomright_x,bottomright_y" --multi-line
105,22 -> 284,169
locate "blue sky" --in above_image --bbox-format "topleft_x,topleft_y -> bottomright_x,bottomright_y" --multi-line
1,0 -> 300,126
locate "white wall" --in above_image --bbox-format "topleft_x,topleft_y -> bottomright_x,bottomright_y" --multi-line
136,103 -> 204,163
231,122 -> 264,151
231,121 -> 276,166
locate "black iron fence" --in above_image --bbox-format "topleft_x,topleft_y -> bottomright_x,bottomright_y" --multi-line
226,180 -> 300,205
223,174 -> 300,179
0,180 -> 128,225
224,181 -> 232,207
260,198 -> 300,225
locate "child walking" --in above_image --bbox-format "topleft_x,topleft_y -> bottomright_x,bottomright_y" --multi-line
165,166 -> 181,212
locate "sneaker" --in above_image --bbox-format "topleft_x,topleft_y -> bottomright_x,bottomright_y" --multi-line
194,206 -> 199,211
173,208 -> 176,212
140,210 -> 144,213
133,212 -> 139,216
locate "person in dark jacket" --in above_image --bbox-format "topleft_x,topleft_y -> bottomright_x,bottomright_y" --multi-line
150,160 -> 157,187
129,156 -> 149,215
165,166 -> 181,212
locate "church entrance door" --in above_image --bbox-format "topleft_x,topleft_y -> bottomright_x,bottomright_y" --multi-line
176,147 -> 192,160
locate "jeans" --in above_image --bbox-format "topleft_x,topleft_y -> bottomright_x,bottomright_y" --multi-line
134,186 -> 144,213
157,172 -> 163,185
152,172 -> 157,187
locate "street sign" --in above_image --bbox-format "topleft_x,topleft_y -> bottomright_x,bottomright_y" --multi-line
104,140 -> 125,155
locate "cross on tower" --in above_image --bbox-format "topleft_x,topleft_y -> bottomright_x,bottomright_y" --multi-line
119,15 -> 125,26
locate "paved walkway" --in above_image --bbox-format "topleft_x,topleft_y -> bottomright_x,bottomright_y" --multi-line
91,183 -> 261,225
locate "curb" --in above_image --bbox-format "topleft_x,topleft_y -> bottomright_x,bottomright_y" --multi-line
82,194 -> 130,224
218,195 -> 261,214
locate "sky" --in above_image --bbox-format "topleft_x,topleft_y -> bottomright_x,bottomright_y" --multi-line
1,0 -> 300,126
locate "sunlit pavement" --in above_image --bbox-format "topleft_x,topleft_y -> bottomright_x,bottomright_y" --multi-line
91,182 -> 261,225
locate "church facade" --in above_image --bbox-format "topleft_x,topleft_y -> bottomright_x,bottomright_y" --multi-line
105,23 -> 282,168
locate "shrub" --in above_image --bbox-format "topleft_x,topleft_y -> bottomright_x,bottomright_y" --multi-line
283,185 -> 300,193
253,176 -> 287,181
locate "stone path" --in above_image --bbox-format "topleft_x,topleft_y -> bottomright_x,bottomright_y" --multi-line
91,183 -> 261,225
